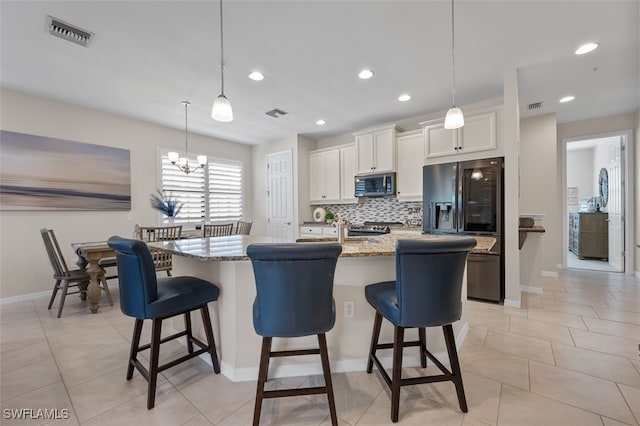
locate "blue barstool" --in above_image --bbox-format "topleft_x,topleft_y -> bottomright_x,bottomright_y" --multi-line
107,236 -> 221,409
365,238 -> 477,423
247,243 -> 342,426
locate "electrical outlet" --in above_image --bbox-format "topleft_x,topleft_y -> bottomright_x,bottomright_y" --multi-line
344,301 -> 354,318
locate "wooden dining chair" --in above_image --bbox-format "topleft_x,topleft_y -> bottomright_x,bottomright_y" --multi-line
134,225 -> 182,276
203,223 -> 234,237
234,220 -> 253,235
40,228 -> 113,318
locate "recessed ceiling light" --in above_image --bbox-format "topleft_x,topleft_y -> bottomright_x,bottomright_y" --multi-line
559,95 -> 575,103
575,43 -> 598,55
398,94 -> 411,102
248,71 -> 264,81
358,69 -> 374,80
316,119 -> 326,126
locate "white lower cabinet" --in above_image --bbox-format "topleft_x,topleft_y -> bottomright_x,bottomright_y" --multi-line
299,225 -> 337,237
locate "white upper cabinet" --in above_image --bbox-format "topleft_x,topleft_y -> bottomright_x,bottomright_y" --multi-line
395,130 -> 424,201
309,149 -> 340,203
309,144 -> 357,205
354,124 -> 396,174
422,108 -> 499,161
340,145 -> 356,202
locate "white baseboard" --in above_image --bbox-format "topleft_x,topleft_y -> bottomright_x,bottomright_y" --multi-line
542,270 -> 559,278
0,289 -> 51,305
0,282 -> 117,305
520,285 -> 543,294
504,298 -> 521,308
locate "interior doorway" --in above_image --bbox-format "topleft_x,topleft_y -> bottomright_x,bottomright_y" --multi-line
266,150 -> 294,240
565,133 -> 626,272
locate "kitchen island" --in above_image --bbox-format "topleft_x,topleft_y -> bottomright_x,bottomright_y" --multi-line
150,232 -> 492,381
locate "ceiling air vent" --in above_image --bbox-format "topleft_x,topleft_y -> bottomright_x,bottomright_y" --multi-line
46,15 -> 94,47
265,108 -> 289,118
528,102 -> 542,110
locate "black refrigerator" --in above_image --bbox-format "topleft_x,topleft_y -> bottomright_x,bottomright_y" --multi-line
423,157 -> 504,302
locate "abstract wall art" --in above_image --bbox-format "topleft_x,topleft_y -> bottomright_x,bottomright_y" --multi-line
0,130 -> 131,210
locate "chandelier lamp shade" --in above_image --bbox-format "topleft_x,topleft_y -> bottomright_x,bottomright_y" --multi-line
444,0 -> 464,130
211,0 -> 233,122
168,101 -> 207,175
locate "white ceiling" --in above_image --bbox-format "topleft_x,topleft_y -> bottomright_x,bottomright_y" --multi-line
1,1 -> 638,146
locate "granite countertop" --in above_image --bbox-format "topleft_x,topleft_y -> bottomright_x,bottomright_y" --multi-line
149,232 -> 495,262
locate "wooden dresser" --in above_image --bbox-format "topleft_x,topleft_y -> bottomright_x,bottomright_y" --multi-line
569,212 -> 608,260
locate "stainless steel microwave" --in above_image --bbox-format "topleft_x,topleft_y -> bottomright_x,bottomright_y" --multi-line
354,172 -> 396,197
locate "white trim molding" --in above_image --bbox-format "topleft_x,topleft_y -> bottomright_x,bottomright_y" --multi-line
520,285 -> 543,294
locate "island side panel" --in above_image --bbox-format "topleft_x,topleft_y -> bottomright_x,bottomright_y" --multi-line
172,254 -> 468,382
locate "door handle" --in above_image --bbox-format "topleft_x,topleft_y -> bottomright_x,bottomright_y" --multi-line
285,222 -> 292,225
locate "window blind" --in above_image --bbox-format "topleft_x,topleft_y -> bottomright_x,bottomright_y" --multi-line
160,153 -> 243,224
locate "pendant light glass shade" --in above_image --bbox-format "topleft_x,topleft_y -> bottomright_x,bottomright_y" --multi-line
444,0 -> 464,129
444,107 -> 464,129
212,94 -> 233,122
212,0 -> 233,122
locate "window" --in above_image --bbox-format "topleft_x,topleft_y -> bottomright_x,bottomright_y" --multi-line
160,151 -> 244,224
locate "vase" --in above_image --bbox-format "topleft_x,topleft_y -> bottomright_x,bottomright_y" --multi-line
167,216 -> 175,225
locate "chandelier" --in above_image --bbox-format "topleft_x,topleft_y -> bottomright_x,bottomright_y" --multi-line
168,101 -> 207,174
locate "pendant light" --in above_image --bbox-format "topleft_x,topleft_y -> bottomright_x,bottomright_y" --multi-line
444,0 -> 464,129
212,0 -> 233,122
168,101 -> 207,174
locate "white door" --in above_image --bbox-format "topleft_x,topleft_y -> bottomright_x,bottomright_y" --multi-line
607,138 -> 624,271
267,150 -> 294,240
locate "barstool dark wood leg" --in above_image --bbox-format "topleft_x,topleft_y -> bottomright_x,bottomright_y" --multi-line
253,336 -> 272,426
200,306 -> 220,373
318,333 -> 338,426
147,318 -> 162,409
443,324 -> 467,412
128,319 -> 144,380
418,327 -> 427,368
184,312 -> 194,353
367,312 -> 383,373
391,326 -> 405,423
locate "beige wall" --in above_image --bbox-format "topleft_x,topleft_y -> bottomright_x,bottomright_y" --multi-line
0,88 -> 253,298
558,113 -> 636,141
519,114 -> 559,288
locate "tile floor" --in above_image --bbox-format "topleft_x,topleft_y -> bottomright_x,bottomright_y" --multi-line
566,250 -> 618,273
1,269 -> 639,425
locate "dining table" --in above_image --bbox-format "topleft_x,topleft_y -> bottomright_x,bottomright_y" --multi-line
71,241 -> 114,314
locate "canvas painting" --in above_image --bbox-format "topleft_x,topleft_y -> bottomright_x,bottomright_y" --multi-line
0,130 -> 131,210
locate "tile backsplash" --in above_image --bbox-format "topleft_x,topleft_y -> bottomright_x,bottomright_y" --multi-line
319,198 -> 422,225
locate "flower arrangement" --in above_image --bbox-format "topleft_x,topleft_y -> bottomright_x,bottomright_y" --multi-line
150,190 -> 182,217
